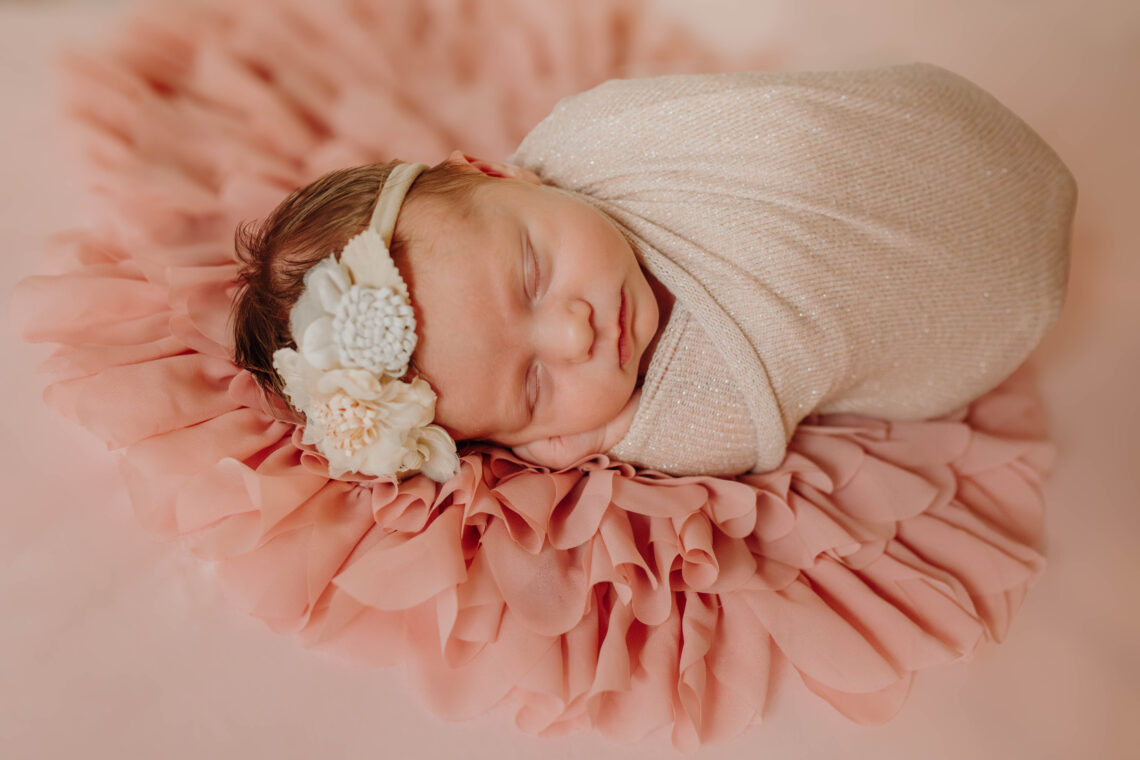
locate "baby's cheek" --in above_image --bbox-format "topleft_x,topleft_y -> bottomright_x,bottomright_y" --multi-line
555,376 -> 631,436
429,397 -> 479,444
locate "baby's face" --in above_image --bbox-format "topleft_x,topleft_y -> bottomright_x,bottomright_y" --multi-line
397,172 -> 659,448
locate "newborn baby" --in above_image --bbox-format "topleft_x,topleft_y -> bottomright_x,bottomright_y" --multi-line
231,63 -> 1075,481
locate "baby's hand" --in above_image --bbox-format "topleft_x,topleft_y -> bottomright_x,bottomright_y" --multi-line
511,390 -> 641,469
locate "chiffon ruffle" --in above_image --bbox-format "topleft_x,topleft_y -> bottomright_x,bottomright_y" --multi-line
12,0 -> 1050,749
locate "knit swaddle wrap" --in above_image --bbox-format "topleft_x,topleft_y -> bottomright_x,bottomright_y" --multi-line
510,64 -> 1075,475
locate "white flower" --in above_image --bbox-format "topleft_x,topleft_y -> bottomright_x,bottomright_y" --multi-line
332,284 -> 417,375
289,256 -> 350,347
273,348 -> 460,482
290,229 -> 416,377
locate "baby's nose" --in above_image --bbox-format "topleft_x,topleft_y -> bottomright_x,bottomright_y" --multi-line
540,299 -> 594,364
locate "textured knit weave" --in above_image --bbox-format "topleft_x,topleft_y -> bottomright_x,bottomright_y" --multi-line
509,64 -> 1075,476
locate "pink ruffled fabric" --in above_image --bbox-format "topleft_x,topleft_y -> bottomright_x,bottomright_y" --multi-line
11,0 -> 1050,749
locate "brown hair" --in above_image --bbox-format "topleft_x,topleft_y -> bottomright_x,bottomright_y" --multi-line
231,159 -> 483,398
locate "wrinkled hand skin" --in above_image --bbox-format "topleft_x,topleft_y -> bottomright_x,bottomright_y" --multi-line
512,390 -> 641,469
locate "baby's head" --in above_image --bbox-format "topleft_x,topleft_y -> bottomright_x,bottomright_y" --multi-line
232,152 -> 659,479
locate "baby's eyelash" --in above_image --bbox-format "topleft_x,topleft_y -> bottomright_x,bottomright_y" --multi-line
526,363 -> 539,415
526,236 -> 540,299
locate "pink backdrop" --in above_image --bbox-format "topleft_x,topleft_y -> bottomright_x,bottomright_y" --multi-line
3,1 -> 1137,758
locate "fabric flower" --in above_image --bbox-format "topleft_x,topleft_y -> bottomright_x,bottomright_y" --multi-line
290,230 -> 416,376
273,348 -> 459,482
331,284 -> 417,375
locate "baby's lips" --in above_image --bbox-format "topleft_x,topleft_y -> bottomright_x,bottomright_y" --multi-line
617,287 -> 630,368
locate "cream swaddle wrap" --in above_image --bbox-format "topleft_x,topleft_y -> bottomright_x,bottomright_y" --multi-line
509,64 -> 1076,476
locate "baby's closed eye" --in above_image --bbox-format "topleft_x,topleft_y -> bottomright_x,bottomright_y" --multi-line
522,232 -> 543,300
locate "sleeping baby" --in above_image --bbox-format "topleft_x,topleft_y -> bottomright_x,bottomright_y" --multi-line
230,63 -> 1075,482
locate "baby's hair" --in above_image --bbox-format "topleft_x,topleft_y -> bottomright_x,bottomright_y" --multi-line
231,159 -> 483,399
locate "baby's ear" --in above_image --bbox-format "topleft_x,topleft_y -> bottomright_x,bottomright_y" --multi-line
445,150 -> 541,185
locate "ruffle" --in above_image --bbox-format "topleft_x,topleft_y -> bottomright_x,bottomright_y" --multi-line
11,0 -> 1049,749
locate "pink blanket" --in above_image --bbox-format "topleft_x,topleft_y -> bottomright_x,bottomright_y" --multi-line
11,0 -> 1053,749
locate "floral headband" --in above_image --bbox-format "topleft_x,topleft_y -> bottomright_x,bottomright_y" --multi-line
272,163 -> 460,483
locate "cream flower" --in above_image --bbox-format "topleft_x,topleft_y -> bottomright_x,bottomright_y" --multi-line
273,348 -> 460,482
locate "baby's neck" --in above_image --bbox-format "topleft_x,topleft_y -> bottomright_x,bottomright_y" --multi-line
639,267 -> 674,377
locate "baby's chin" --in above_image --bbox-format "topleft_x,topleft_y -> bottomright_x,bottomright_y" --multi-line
492,408 -> 631,450
442,376 -> 642,451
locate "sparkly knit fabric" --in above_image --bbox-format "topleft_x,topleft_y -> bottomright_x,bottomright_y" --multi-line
509,64 -> 1076,475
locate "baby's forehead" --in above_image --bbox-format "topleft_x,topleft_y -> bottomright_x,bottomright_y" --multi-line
405,178 -> 488,233
398,184 -> 519,283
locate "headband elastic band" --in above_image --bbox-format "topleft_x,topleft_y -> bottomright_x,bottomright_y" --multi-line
370,162 -> 427,245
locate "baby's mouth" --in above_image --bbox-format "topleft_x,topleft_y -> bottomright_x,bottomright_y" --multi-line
618,288 -> 631,368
